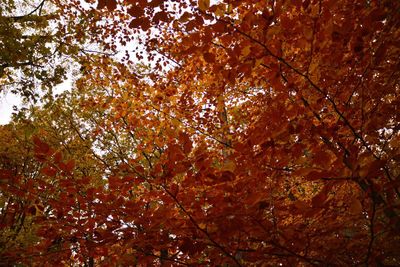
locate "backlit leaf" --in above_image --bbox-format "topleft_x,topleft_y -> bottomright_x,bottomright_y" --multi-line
198,0 -> 210,11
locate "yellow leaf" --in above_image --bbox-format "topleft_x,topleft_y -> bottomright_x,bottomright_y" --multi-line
222,160 -> 236,172
215,6 -> 224,17
308,57 -> 320,81
255,58 -> 263,67
226,4 -> 232,13
198,0 -> 210,11
171,118 -> 181,128
241,45 -> 251,57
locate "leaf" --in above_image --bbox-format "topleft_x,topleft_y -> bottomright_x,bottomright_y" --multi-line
222,160 -> 235,172
65,159 -> 75,172
170,183 -> 179,197
211,21 -> 225,33
127,5 -> 144,17
241,45 -> 251,57
106,0 -> 117,10
97,0 -> 106,9
214,6 -> 225,17
303,27 -> 313,41
179,131 -> 192,154
153,11 -> 169,24
312,191 -> 328,208
33,136 -> 50,155
0,169 -> 13,181
53,152 -> 62,163
349,198 -> 363,215
129,17 -> 151,30
59,159 -> 75,172
198,0 -> 210,11
168,144 -> 185,162
220,170 -> 234,182
41,166 -> 57,176
203,52 -> 215,63
97,0 -> 116,10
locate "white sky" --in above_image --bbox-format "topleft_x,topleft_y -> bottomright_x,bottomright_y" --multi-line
0,93 -> 20,125
0,79 -> 73,125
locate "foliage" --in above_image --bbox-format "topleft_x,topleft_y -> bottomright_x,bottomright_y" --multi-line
1,0 -> 399,266
0,0 -> 125,101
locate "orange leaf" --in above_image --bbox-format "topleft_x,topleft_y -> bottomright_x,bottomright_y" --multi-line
198,0 -> 210,11
179,131 -> 192,154
349,198 -> 363,215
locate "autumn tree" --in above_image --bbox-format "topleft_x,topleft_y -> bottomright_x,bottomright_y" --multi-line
1,0 -> 400,266
0,0 -> 129,100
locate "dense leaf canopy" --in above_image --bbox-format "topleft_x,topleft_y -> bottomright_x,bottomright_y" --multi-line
1,0 -> 399,266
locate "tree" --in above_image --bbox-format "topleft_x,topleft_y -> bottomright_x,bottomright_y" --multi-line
0,0 -> 126,100
1,0 -> 399,265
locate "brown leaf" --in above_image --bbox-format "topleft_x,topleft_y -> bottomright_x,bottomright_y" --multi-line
349,199 -> 363,215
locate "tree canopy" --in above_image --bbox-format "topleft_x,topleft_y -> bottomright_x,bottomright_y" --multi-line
1,0 -> 399,266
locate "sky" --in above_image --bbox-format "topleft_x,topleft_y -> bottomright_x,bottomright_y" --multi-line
0,79 -> 73,125
0,93 -> 20,125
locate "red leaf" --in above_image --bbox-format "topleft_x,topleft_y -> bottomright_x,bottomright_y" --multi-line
149,0 -> 163,7
127,4 -> 144,17
220,171 -> 235,182
33,136 -> 50,155
41,166 -> 57,176
97,0 -> 116,10
59,159 -> 75,172
0,169 -> 13,181
170,183 -> 179,197
312,191 -> 328,208
97,0 -> 106,9
53,151 -> 62,163
153,11 -> 169,24
135,165 -> 144,174
203,52 -> 215,63
65,159 -> 75,172
107,0 -> 117,11
211,21 -> 225,33
168,144 -> 185,162
179,131 -> 192,154
129,17 -> 151,30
